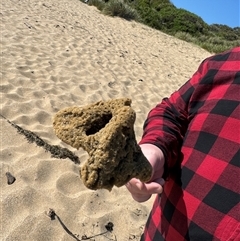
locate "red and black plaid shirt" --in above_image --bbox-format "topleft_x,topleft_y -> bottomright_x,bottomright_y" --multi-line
139,47 -> 240,241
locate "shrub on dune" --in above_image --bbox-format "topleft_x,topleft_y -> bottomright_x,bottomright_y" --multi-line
103,0 -> 139,21
88,0 -> 105,11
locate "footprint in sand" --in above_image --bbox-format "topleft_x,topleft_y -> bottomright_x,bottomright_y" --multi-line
56,172 -> 82,196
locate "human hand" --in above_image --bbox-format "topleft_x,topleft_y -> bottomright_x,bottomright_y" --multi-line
126,144 -> 165,202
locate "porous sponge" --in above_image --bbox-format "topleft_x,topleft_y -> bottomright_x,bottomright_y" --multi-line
53,98 -> 152,191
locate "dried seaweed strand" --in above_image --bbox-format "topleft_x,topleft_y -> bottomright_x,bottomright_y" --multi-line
0,114 -> 80,164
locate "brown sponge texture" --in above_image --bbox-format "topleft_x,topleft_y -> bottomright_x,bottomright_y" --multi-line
53,98 -> 152,191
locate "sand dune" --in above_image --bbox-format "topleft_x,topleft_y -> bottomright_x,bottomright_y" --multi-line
1,0 -> 211,240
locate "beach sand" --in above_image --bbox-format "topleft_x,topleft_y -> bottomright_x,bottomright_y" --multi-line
1,0 -> 211,240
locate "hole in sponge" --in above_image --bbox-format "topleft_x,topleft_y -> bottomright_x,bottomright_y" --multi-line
86,113 -> 113,135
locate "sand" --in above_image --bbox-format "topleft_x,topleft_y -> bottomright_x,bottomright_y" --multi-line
0,0 -> 211,240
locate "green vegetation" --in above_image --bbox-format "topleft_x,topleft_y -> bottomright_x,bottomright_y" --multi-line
102,0 -> 139,20
87,0 -> 105,11
81,0 -> 240,53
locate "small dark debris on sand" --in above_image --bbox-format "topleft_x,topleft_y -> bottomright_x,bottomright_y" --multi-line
6,172 -> 16,185
47,208 -> 114,240
0,114 -> 80,164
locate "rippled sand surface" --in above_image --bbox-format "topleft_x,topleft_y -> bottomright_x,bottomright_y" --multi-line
1,0 -> 211,240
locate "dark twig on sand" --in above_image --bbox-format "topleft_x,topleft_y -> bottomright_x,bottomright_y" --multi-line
47,209 -> 115,241
47,209 -> 82,241
0,114 -> 80,164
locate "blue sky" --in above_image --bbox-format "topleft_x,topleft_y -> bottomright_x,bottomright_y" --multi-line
170,0 -> 240,28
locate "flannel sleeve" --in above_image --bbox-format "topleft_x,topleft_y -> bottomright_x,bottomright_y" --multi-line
139,59 -> 210,171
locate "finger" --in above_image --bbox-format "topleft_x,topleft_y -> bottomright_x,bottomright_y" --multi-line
127,177 -> 165,188
130,181 -> 164,202
126,179 -> 164,197
131,193 -> 151,203
149,177 -> 165,187
136,180 -> 164,194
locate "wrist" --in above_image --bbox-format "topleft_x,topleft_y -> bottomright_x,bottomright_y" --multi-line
140,143 -> 165,181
